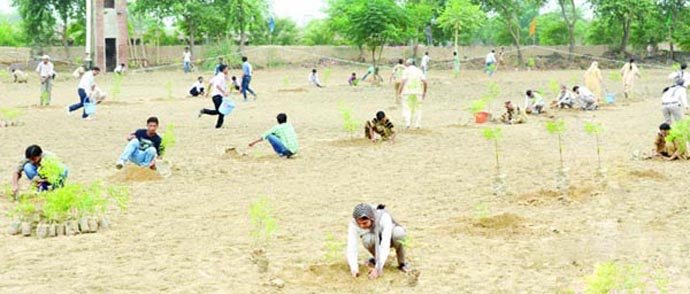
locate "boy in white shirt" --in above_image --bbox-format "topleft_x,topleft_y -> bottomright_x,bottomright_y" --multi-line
67,67 -> 101,119
183,47 -> 192,73
420,52 -> 430,76
524,90 -> 546,114
199,65 -> 231,129
308,69 -> 323,88
189,76 -> 205,97
485,50 -> 497,76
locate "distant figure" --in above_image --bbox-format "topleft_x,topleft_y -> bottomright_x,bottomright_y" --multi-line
72,66 -> 85,79
230,76 -> 241,92
365,111 -> 396,143
309,69 -> 324,88
248,113 -> 299,158
67,67 -> 101,119
390,59 -> 405,102
116,117 -> 163,170
421,52 -> 430,76
485,50 -> 496,77
500,101 -> 527,125
114,63 -> 126,75
424,25 -> 433,46
498,47 -> 506,68
36,55 -> 55,106
183,47 -> 192,73
453,51 -> 460,78
573,86 -> 598,111
653,123 -> 688,161
11,145 -> 68,197
214,57 -> 225,76
524,90 -> 546,115
189,76 -> 205,97
620,59 -> 640,99
552,84 -> 575,109
668,63 -> 689,112
347,203 -> 410,280
11,69 -> 28,83
584,61 -> 604,102
199,64 -> 232,129
348,72 -> 359,86
397,59 -> 428,129
241,56 -> 258,101
661,81 -> 687,124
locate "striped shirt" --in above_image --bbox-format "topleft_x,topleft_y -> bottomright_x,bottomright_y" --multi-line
368,117 -> 395,139
500,108 -> 527,124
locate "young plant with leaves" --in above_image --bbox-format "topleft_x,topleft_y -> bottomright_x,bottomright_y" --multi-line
249,197 -> 277,247
548,79 -> 560,97
483,127 -> 503,175
111,73 -> 123,100
323,233 -> 345,263
165,80 -> 173,100
37,156 -> 66,189
0,107 -> 23,121
666,118 -> 690,154
546,119 -> 567,169
160,123 -> 176,157
584,122 -> 604,170
337,100 -> 359,138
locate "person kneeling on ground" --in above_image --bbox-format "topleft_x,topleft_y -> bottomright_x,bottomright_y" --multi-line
365,111 -> 396,143
114,63 -> 126,75
653,123 -> 688,161
524,90 -> 546,115
11,69 -> 28,83
552,84 -> 575,109
189,76 -> 205,97
248,113 -> 299,158
11,145 -> 68,198
500,101 -> 527,125
573,85 -> 598,111
116,116 -> 164,170
90,86 -> 107,104
309,69 -> 324,88
347,203 -> 410,280
348,73 -> 359,86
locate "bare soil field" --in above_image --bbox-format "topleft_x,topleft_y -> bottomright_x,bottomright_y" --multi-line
1,65 -> 689,293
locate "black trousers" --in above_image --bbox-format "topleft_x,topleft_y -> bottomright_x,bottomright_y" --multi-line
201,95 -> 224,128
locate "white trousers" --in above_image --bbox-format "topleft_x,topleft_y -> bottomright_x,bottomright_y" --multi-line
402,94 -> 423,128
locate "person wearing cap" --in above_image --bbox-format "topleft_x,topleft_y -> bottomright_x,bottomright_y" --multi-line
67,67 -> 101,119
36,55 -> 55,106
365,111 -> 396,142
347,203 -> 410,279
661,80 -> 688,124
397,59 -> 428,129
10,145 -> 68,198
653,123 -> 688,161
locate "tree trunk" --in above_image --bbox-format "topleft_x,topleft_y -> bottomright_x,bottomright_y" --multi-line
371,47 -> 376,66
454,27 -> 459,54
62,16 -> 70,63
621,19 -> 630,55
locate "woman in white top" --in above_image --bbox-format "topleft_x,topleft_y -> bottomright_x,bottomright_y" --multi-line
347,203 -> 410,279
621,59 -> 641,99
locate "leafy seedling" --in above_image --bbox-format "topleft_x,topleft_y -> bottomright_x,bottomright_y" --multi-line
546,119 -> 567,169
584,261 -> 652,294
469,99 -> 487,115
473,202 -> 489,220
111,73 -> 123,101
161,124 -> 176,156
608,71 -> 622,82
338,100 -> 359,138
584,122 -> 604,170
526,57 -> 536,69
482,127 -> 503,175
165,80 -> 173,100
249,197 -> 277,247
282,76 -> 289,87
12,198 -> 38,222
666,118 -> 690,154
0,107 -> 23,121
548,79 -> 560,97
323,67 -> 332,83
323,233 -> 345,263
37,156 -> 66,188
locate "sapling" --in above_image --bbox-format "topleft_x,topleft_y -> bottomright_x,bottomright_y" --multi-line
337,100 -> 359,138
282,76 -> 289,87
323,67 -> 332,83
548,79 -> 560,97
37,156 -> 65,188
526,57 -> 536,70
666,118 -> 690,154
0,107 -> 22,121
608,71 -> 622,82
111,73 -> 123,101
248,197 -> 276,272
546,119 -> 569,193
323,233 -> 345,264
161,124 -> 176,157
165,80 -> 173,100
473,202 -> 489,220
584,122 -> 606,181
584,262 -> 653,293
483,127 -> 507,196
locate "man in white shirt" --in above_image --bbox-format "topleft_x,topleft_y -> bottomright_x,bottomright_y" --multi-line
661,80 -> 688,123
308,69 -> 323,88
667,63 -> 690,112
183,47 -> 192,73
347,203 -> 410,279
573,85 -> 598,111
199,65 -> 230,128
397,59 -> 428,129
189,76 -> 205,97
485,49 -> 497,77
420,52 -> 430,76
67,67 -> 101,119
36,55 -> 55,106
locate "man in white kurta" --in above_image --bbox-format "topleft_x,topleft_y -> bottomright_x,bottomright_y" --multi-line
397,59 -> 428,129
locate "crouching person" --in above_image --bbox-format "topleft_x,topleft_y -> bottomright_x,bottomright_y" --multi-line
499,101 -> 527,125
11,145 -> 68,197
653,123 -> 688,161
365,111 -> 396,143
116,117 -> 163,169
248,113 -> 299,158
347,203 -> 410,280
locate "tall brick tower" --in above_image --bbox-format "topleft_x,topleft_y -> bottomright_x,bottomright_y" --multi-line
86,0 -> 129,71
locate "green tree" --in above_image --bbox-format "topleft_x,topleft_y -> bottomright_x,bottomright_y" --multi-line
590,0 -> 655,54
0,18 -> 27,46
302,19 -> 340,45
50,0 -> 84,60
226,0 -> 269,52
134,0 -> 217,51
12,0 -> 56,53
250,17 -> 300,45
556,0 -> 578,59
658,0 -> 689,60
437,0 -> 485,54
404,0 -> 434,58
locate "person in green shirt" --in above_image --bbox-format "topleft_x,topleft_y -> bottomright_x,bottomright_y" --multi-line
248,113 -> 299,158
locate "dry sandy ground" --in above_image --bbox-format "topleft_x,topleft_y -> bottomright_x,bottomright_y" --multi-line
1,65 -> 689,293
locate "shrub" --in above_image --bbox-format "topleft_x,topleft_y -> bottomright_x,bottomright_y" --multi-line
666,118 -> 690,154
161,124 -> 176,156
249,197 -> 277,246
0,107 -> 22,121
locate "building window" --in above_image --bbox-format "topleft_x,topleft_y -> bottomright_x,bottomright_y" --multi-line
104,0 -> 115,8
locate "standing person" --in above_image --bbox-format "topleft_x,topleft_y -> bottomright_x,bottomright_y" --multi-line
248,113 -> 299,158
199,64 -> 231,129
347,203 -> 410,279
241,56 -> 257,101
309,69 -> 324,88
10,145 -> 68,197
421,52 -> 430,76
584,61 -> 604,103
189,76 -> 205,97
524,90 -> 546,114
183,47 -> 192,73
485,50 -> 497,77
214,57 -> 225,75
668,63 -> 689,112
397,59 -> 428,129
453,51 -> 460,78
661,80 -> 688,124
498,47 -> 506,68
621,59 -> 641,99
573,85 -> 598,111
116,117 -> 163,169
67,67 -> 101,119
390,59 -> 406,103
36,55 -> 55,106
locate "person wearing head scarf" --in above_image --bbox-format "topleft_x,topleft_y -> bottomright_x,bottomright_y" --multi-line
621,59 -> 641,99
584,61 -> 603,103
346,203 -> 410,279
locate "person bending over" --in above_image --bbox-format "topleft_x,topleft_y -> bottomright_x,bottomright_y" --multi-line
248,113 -> 299,158
365,111 -> 396,143
189,76 -> 205,97
11,145 -> 68,197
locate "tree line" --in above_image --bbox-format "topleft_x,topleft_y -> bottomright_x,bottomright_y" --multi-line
3,0 -> 690,62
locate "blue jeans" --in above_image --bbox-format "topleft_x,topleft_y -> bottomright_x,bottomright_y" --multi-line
23,162 -> 69,191
241,75 -> 256,100
119,139 -> 157,166
68,88 -> 90,118
183,61 -> 191,73
266,135 -> 291,157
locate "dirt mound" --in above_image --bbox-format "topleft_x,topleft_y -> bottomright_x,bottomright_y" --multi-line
627,169 -> 666,180
452,213 -> 531,237
329,138 -> 372,147
277,87 -> 307,93
517,185 -> 603,206
110,165 -> 162,182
